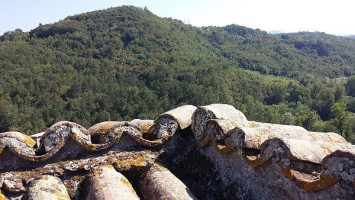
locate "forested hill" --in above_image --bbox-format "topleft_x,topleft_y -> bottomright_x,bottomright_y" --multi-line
0,6 -> 355,143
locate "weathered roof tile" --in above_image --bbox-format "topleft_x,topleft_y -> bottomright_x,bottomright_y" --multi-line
82,165 -> 139,200
0,189 -> 7,200
26,175 -> 70,200
140,164 -> 197,200
0,104 -> 354,199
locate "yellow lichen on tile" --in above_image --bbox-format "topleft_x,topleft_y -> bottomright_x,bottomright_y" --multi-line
114,156 -> 146,168
279,164 -> 338,191
321,146 -> 333,154
229,120 -> 238,128
91,169 -> 101,177
70,134 -> 78,141
114,127 -> 122,133
23,135 -> 36,147
138,121 -> 154,133
162,134 -> 170,141
54,192 -> 71,200
258,135 -> 262,144
244,155 -> 267,167
279,164 -> 293,180
98,164 -> 114,169
91,165 -> 115,177
114,159 -> 136,168
300,173 -> 338,191
214,139 -> 234,154
27,175 -> 70,200
0,189 -> 7,200
250,122 -> 258,128
136,156 -> 146,166
85,144 -> 97,151
327,135 -> 334,142
310,134 -> 319,141
94,123 -> 115,136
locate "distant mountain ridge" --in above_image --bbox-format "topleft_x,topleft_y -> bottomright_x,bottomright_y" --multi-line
1,7 -> 354,78
268,30 -> 284,34
0,6 -> 354,143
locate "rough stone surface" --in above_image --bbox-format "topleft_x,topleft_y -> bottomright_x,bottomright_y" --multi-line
0,104 -> 354,200
2,180 -> 25,194
148,105 -> 196,140
190,104 -> 355,199
26,175 -> 70,200
191,104 -> 248,143
82,165 -> 139,200
157,105 -> 197,130
0,105 -> 197,165
140,164 -> 197,200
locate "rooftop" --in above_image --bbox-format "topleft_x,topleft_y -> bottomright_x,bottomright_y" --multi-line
0,104 -> 354,200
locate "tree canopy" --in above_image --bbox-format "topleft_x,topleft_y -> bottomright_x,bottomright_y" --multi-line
0,6 -> 354,143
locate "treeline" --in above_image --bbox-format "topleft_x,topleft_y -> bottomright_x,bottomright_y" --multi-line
0,6 -> 354,143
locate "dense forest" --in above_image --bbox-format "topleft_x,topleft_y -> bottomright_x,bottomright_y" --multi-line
0,6 -> 355,143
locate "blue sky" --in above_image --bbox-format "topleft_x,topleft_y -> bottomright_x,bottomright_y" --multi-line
1,0 -> 354,35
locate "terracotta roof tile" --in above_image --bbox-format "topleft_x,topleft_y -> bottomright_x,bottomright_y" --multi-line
0,104 -> 354,199
82,165 -> 139,200
26,175 -> 70,200
140,163 -> 197,200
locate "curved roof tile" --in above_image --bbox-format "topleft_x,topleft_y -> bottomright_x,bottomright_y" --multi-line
0,104 -> 354,199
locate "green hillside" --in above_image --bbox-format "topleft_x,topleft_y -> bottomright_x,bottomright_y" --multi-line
0,6 -> 354,143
